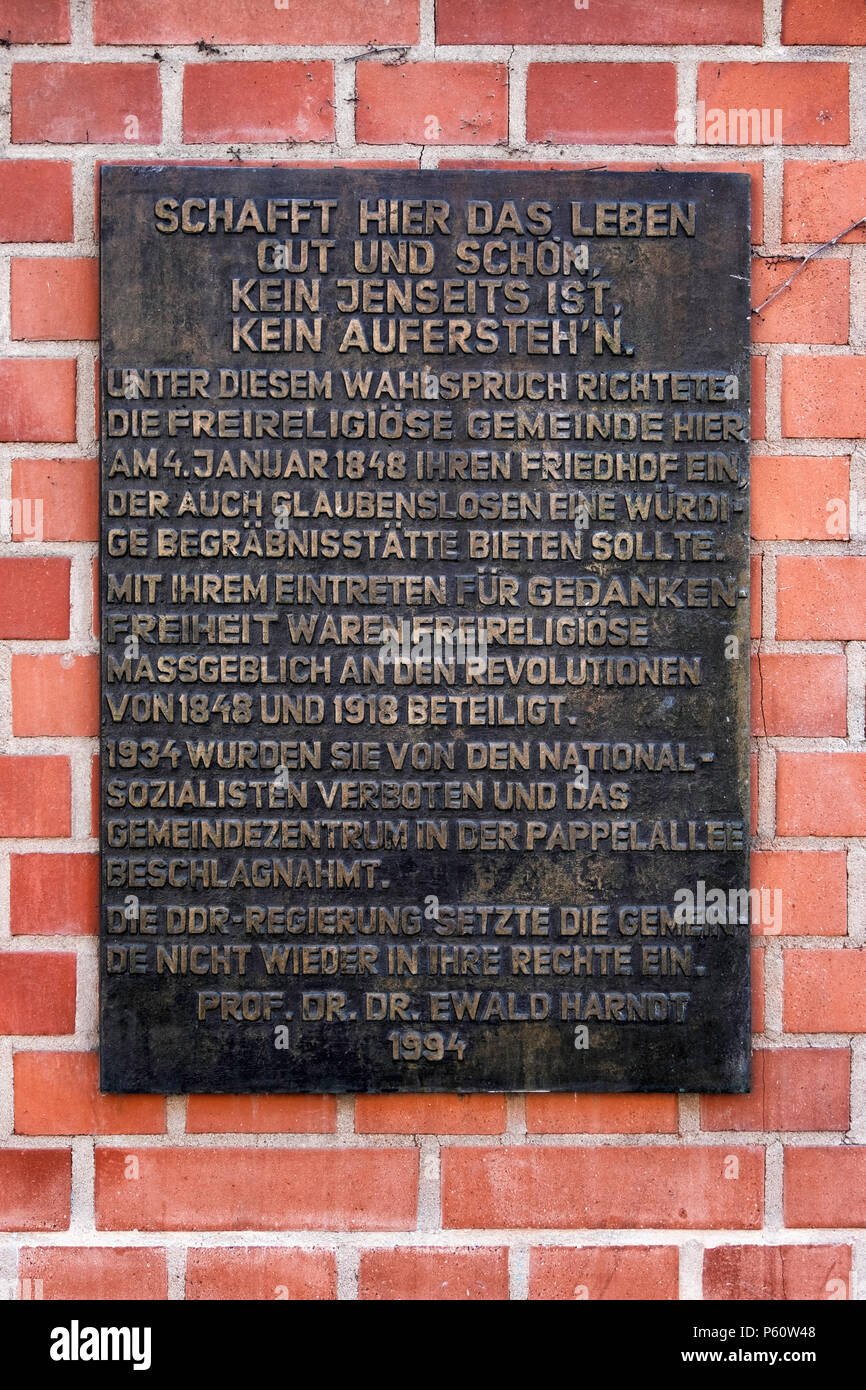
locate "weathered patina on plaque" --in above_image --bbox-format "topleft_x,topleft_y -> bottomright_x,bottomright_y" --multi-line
99,167 -> 751,1093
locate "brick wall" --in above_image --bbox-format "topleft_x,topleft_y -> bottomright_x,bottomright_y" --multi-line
0,0 -> 864,1302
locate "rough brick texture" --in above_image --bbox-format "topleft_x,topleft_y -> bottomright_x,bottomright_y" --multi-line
0,360 -> 76,442
524,1093 -> 678,1134
751,258 -> 849,344
17,1245 -> 168,1300
0,161 -> 73,241
785,1150 -> 866,1228
782,0 -> 866,46
0,0 -> 862,1305
777,754 -> 866,836
701,1049 -> 850,1132
529,1245 -> 679,1300
750,455 -> 849,540
750,851 -> 847,937
12,63 -> 162,145
441,1147 -> 764,1229
1,1 -> 70,44
358,1247 -> 509,1301
354,1093 -> 506,1134
10,852 -> 99,935
184,1094 -> 336,1134
783,950 -> 866,1033
356,62 -> 508,146
0,951 -> 76,1034
95,1149 -> 419,1231
11,458 -> 99,542
752,653 -> 847,736
185,1247 -> 336,1300
526,63 -> 677,145
0,1150 -> 71,1231
10,259 -> 99,341
784,161 -> 866,243
92,0 -> 419,46
0,757 -> 71,837
782,357 -> 866,437
12,654 -> 99,736
437,1 -> 763,46
698,63 -> 849,146
703,1245 -> 852,1300
182,63 -> 335,146
0,558 -> 70,638
776,558 -> 866,639
14,1051 -> 165,1135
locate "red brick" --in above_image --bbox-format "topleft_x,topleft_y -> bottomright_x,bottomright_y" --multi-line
10,853 -> 98,936
777,557 -> 866,639
1,0 -> 69,42
92,558 -> 99,642
529,1245 -> 678,1300
183,62 -> 334,145
751,455 -> 849,541
0,757 -> 71,837
783,0 -> 866,45
0,359 -> 76,442
785,1148 -> 866,1227
11,458 -> 98,542
356,62 -> 507,146
12,63 -> 161,144
787,362 -> 864,450
750,555 -> 761,640
0,160 -> 73,242
18,1246 -> 167,1300
437,0 -> 762,44
784,161 -> 866,244
12,655 -> 98,737
751,851 -> 847,937
698,63 -> 848,146
525,1093 -> 677,1135
751,356 -> 766,440
15,1052 -> 165,1135
526,63 -> 676,145
186,1094 -> 335,1133
186,1247 -> 336,1301
93,0 -> 419,45
359,1248 -> 508,1301
11,259 -> 98,341
784,949 -> 866,1032
751,654 -> 846,737
752,948 -> 765,1034
701,1048 -> 849,1132
355,1094 -> 505,1134
704,1244 -> 851,1300
752,258 -> 848,345
750,750 -> 758,837
442,1147 -> 763,1229
95,1148 -> 418,1230
783,357 -> 866,439
0,1150 -> 70,1230
778,754 -> 866,837
0,952 -> 75,1034
0,557 -> 70,637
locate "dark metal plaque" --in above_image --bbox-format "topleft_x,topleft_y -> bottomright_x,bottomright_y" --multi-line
99,167 -> 751,1093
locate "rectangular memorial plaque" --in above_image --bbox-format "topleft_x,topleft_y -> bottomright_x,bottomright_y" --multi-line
99,167 -> 751,1093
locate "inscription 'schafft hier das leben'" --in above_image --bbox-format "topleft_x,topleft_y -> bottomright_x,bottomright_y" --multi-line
99,168 -> 751,1093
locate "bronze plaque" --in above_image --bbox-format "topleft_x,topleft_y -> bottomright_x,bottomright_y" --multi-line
99,167 -> 751,1092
